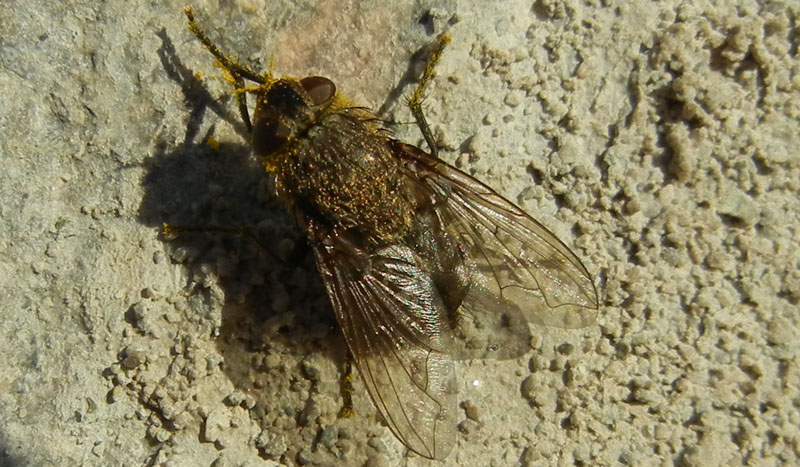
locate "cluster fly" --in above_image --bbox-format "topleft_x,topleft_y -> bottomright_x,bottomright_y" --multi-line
183,7 -> 598,460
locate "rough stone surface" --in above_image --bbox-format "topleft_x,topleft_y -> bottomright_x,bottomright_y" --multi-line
1,0 -> 798,465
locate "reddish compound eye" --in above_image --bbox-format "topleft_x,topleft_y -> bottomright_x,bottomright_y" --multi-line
252,116 -> 291,156
299,76 -> 336,106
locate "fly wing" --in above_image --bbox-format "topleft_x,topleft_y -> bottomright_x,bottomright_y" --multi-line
310,226 -> 457,460
395,142 -> 599,335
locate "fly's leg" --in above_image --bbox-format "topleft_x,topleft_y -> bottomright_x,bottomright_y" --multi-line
231,74 -> 253,132
338,354 -> 355,418
185,7 -> 267,131
408,33 -> 451,159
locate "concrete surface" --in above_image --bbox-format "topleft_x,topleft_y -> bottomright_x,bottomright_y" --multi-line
1,0 -> 798,465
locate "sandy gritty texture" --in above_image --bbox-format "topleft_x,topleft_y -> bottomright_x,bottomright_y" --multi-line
1,0 -> 799,465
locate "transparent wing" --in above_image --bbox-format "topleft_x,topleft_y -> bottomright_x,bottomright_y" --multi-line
396,142 -> 599,333
310,227 -> 457,460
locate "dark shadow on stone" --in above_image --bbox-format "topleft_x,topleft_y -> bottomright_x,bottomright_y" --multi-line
155,27 -> 250,143
136,31 -> 349,459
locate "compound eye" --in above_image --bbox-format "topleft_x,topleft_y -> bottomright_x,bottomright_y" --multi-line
299,76 -> 336,106
252,117 -> 291,156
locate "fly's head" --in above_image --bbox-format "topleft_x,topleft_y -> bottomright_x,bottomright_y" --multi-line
251,76 -> 337,164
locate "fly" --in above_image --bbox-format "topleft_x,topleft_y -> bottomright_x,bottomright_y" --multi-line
183,7 -> 599,460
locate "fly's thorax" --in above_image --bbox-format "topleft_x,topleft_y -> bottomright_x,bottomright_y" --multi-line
277,111 -> 417,245
247,76 -> 415,244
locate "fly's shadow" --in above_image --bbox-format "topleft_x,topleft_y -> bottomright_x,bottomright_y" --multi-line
138,30 -> 344,413
376,25 -> 449,125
